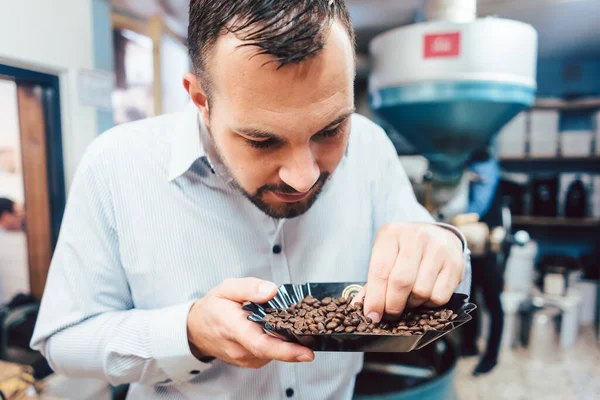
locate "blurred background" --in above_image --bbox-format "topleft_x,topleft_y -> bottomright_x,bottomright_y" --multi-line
0,0 -> 599,399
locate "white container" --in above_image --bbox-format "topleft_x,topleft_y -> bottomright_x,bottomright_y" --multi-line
498,112 -> 527,158
504,240 -> 538,293
560,130 -> 593,157
500,291 -> 528,349
593,175 -> 600,218
553,291 -> 582,349
573,280 -> 598,325
529,109 -> 559,157
595,111 -> 600,155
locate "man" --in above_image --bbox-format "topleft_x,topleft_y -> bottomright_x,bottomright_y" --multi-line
460,148 -> 505,376
32,1 -> 471,399
0,198 -> 28,304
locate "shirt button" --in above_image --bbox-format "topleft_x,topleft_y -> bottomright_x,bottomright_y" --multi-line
285,388 -> 294,398
272,245 -> 282,254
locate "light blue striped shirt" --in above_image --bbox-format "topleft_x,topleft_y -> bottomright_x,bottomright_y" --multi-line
31,102 -> 470,400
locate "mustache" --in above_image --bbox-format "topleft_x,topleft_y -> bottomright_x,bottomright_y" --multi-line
256,172 -> 330,195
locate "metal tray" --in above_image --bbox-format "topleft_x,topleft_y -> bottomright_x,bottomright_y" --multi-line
243,282 -> 476,352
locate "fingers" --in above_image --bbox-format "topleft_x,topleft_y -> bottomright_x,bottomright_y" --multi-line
364,228 -> 400,323
383,232 -> 425,316
235,319 -> 314,363
425,261 -> 464,308
405,242 -> 445,309
213,278 -> 278,303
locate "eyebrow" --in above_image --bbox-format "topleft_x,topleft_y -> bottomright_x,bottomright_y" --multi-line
235,107 -> 356,140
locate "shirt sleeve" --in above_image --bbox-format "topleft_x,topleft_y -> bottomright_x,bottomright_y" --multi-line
368,123 -> 472,297
30,141 -> 212,386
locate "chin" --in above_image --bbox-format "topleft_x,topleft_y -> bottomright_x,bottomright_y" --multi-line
255,199 -> 315,219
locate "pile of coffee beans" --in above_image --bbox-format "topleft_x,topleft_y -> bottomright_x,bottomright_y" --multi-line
263,295 -> 457,336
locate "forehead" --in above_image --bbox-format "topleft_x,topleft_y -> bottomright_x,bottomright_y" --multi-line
209,21 -> 355,126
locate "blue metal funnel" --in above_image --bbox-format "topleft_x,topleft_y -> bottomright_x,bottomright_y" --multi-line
371,81 -> 536,181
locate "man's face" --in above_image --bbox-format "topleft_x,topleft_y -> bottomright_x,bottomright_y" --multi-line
1,203 -> 24,231
199,21 -> 355,219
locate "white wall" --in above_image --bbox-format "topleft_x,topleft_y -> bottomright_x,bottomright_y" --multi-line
0,79 -> 25,203
0,0 -> 97,190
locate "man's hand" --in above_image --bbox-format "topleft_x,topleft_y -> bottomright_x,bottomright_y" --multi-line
359,223 -> 465,323
187,278 -> 314,369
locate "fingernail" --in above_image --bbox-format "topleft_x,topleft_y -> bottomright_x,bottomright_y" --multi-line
367,312 -> 381,323
257,282 -> 276,298
297,354 -> 313,362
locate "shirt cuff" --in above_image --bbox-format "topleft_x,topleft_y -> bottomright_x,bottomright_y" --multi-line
149,301 -> 214,383
435,223 -> 472,297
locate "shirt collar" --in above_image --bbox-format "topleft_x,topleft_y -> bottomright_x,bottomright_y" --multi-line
168,101 -> 237,185
168,102 -> 206,181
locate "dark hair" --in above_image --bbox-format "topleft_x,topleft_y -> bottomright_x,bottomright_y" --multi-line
0,198 -> 15,219
188,0 -> 355,93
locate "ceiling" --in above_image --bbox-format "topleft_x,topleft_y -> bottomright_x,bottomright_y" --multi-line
111,0 -> 600,59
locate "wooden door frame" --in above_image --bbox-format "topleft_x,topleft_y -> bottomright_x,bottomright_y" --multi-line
0,64 -> 66,299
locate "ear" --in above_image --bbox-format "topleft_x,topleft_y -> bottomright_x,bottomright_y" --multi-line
183,72 -> 210,127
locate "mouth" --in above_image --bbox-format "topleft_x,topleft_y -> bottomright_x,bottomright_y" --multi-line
271,190 -> 312,203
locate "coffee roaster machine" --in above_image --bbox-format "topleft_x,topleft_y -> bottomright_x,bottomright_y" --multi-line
354,0 -> 538,398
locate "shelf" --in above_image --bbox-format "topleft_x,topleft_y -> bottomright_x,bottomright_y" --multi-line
500,157 -> 600,173
533,98 -> 600,111
513,216 -> 600,227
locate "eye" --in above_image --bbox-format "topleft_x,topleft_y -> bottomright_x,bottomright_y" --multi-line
316,126 -> 341,140
246,138 -> 278,149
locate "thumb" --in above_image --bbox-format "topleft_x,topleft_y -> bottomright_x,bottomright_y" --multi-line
213,278 -> 278,304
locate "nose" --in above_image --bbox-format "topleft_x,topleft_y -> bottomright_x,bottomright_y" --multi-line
279,147 -> 320,193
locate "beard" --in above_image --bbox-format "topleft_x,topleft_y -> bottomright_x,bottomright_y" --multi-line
235,172 -> 330,219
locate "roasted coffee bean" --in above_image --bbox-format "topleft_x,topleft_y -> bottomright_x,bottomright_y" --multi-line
350,318 -> 361,326
357,324 -> 368,333
326,321 -> 339,330
372,328 -> 382,334
451,314 -> 458,321
338,296 -> 347,304
304,297 -> 317,305
438,319 -> 448,324
336,312 -> 346,320
345,326 -> 356,333
423,325 -> 432,332
409,326 -> 422,332
327,312 -> 337,318
419,319 -> 428,326
435,324 -> 445,330
414,331 -> 423,336
317,322 -> 325,331
334,325 -> 345,333
314,316 -> 325,323
321,297 -> 333,305
326,330 -> 333,334
326,304 -> 337,312
332,318 -> 342,325
298,309 -> 307,317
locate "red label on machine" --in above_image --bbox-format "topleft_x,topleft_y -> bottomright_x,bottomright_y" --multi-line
424,32 -> 461,58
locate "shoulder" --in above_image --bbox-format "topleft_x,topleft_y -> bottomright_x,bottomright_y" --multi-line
77,112 -> 183,177
348,113 -> 398,161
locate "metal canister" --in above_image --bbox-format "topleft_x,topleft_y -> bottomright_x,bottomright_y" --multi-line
517,297 -> 562,363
